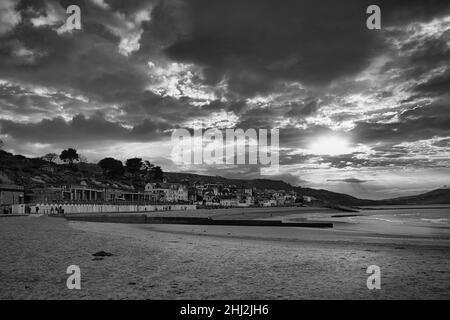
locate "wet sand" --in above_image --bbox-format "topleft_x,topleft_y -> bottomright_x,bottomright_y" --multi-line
1,214 -> 449,299
142,206 -> 341,220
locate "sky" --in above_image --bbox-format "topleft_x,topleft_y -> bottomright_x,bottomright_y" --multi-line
0,0 -> 449,199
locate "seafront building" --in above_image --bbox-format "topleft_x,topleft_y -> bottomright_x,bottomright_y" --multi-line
2,177 -> 306,214
0,184 -> 24,214
25,183 -> 301,207
145,182 -> 188,203
29,185 -> 156,203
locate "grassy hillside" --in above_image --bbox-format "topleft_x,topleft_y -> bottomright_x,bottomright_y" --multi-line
0,150 -> 135,190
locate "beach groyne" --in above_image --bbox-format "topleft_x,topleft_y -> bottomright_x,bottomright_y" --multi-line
65,214 -> 333,228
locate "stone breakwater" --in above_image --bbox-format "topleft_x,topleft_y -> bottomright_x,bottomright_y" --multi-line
65,214 -> 333,228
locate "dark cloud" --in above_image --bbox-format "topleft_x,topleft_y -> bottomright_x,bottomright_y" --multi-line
0,83 -> 55,116
154,0 -> 449,96
0,27 -> 148,103
351,103 -> 450,145
327,178 -> 371,184
285,98 -> 319,118
0,113 -> 170,144
315,153 -> 433,169
0,82 -> 105,118
120,90 -> 211,125
409,36 -> 450,67
414,70 -> 450,96
162,0 -> 377,96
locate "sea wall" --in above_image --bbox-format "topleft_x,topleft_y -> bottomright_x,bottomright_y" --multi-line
64,215 -> 333,228
11,203 -> 196,215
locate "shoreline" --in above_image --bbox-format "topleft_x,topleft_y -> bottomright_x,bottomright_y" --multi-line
358,205 -> 450,210
136,221 -> 450,248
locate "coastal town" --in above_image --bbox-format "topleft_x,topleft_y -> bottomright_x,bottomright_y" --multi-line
0,147 -> 317,215
0,180 -> 312,215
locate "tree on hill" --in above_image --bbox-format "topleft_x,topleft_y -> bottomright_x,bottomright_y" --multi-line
142,160 -> 164,181
98,157 -> 125,178
125,157 -> 143,174
42,153 -> 58,163
125,157 -> 144,187
0,139 -> 3,150
152,166 -> 164,181
59,148 -> 79,164
40,153 -> 58,176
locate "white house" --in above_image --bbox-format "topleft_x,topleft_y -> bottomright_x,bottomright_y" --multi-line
262,199 -> 277,207
302,196 -> 317,203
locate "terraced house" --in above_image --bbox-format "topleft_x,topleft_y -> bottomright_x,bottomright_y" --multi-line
145,182 -> 189,203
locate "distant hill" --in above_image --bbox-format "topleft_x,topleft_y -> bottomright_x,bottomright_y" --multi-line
165,171 -> 295,190
163,172 -> 450,206
164,171 -> 376,206
373,188 -> 450,205
0,149 -> 448,206
292,187 -> 378,206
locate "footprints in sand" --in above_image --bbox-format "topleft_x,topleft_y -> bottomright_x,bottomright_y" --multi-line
181,259 -> 195,264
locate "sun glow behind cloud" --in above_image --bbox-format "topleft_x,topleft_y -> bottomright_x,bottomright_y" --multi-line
306,135 -> 354,156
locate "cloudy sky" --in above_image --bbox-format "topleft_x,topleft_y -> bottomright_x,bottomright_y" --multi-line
0,0 -> 449,199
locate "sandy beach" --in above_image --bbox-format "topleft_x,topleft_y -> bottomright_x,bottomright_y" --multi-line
1,207 -> 449,299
